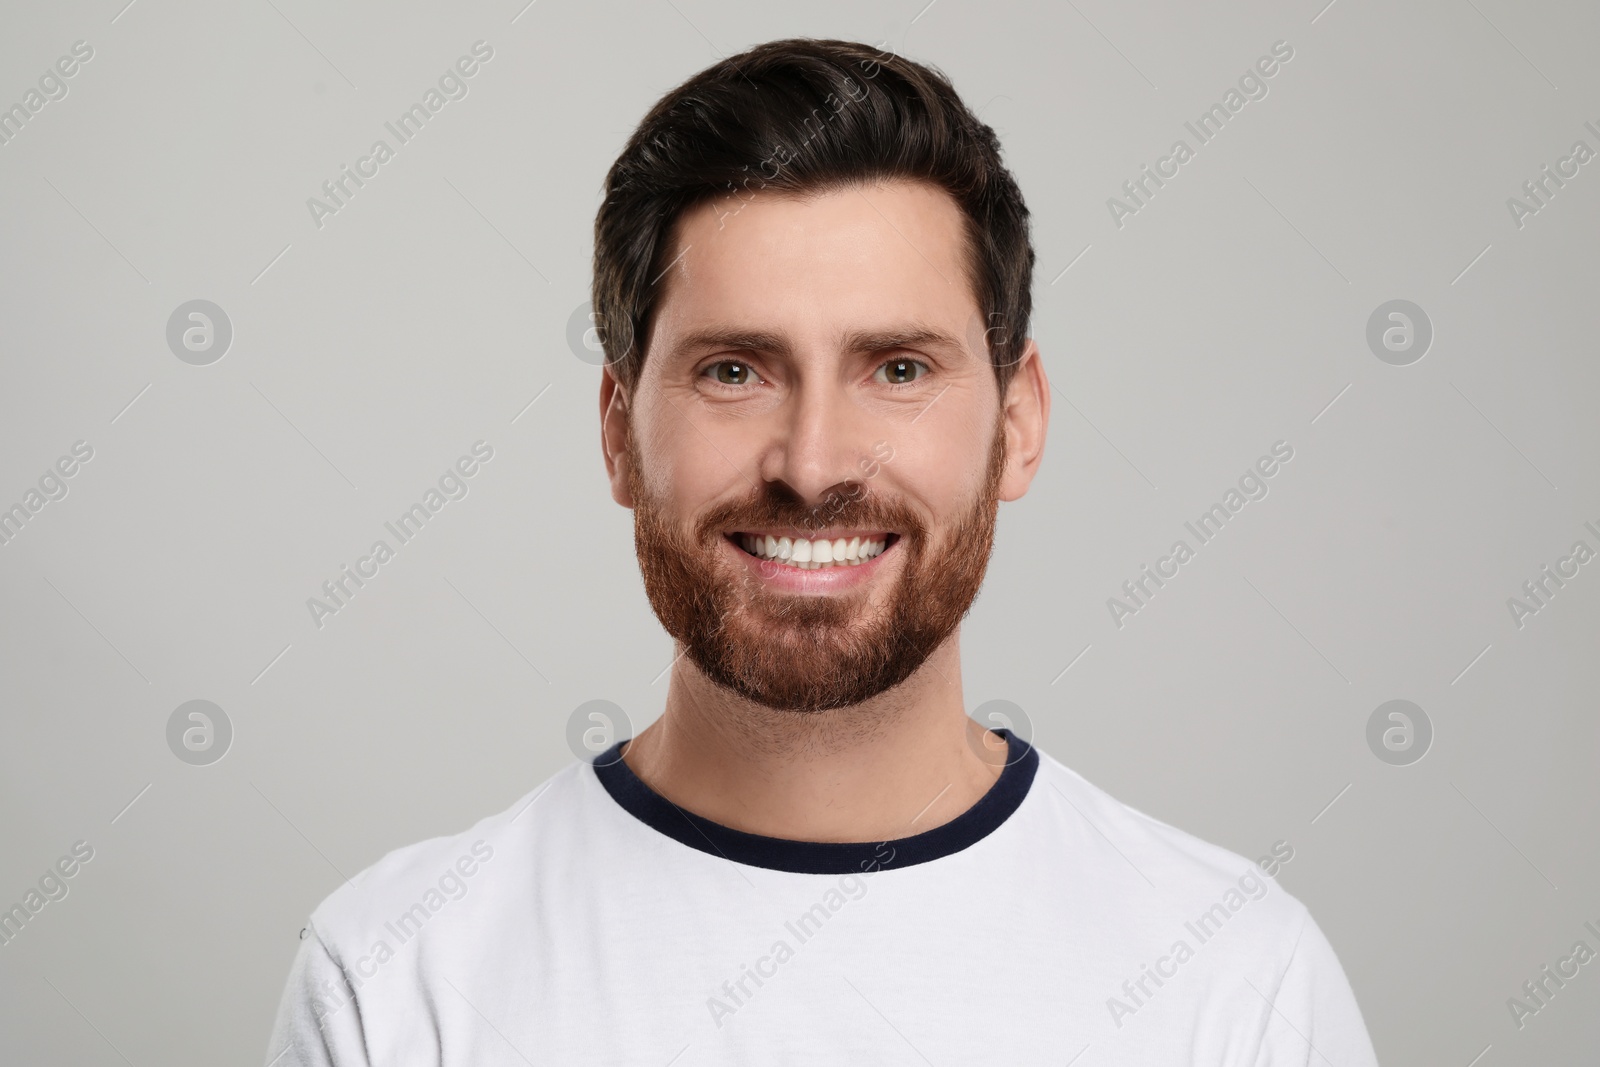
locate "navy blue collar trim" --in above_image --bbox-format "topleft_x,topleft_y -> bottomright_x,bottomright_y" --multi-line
591,729 -> 1039,875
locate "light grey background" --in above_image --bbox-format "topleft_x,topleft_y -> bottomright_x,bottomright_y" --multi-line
1,0 -> 1596,1063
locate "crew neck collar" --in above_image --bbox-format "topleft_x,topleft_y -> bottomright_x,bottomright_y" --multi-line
590,729 -> 1039,874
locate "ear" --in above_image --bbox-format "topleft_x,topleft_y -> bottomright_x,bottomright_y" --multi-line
997,339 -> 1049,503
599,366 -> 636,508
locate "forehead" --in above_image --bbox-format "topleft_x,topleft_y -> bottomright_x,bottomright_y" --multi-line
649,180 -> 979,351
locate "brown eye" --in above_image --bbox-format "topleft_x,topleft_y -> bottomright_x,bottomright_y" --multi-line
876,358 -> 927,385
710,361 -> 754,386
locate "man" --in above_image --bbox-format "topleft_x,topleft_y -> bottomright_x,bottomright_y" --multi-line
268,38 -> 1379,1065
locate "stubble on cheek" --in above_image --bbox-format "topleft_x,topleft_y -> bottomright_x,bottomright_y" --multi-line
622,413 -> 1006,713
626,433 -> 870,639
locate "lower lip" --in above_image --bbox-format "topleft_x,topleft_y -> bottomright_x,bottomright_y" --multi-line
724,535 -> 898,594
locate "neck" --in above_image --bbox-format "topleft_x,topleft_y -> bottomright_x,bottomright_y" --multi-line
619,631 -> 1007,843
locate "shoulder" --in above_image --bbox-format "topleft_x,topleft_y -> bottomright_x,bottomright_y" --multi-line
1022,749 -> 1377,1062
304,758 -> 590,963
1026,745 -> 1310,950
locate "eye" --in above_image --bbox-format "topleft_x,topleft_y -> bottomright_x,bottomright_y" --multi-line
704,360 -> 760,387
874,358 -> 928,387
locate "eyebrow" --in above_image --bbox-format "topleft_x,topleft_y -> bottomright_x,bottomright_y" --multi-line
668,324 -> 968,362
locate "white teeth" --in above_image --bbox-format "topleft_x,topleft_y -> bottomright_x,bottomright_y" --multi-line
736,533 -> 889,569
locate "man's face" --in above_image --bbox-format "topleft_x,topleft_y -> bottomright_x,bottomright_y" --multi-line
610,180 -> 1023,713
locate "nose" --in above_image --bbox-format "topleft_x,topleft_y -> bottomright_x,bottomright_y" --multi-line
756,375 -> 874,508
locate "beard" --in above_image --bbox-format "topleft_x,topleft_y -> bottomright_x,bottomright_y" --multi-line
628,417 -> 1007,714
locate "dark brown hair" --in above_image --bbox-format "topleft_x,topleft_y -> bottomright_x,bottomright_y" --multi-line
591,37 -> 1034,395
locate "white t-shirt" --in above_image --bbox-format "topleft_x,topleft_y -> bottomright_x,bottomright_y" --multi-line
266,731 -> 1379,1066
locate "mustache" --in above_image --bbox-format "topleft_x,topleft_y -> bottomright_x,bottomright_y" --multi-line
694,483 -> 928,544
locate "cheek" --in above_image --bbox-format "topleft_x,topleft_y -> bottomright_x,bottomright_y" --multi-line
895,429 -> 988,513
666,434 -> 738,497
636,423 -> 742,526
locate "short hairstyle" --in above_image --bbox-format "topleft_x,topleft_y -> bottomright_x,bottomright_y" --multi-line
591,37 -> 1034,397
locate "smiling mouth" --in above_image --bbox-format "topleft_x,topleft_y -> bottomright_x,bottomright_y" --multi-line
727,531 -> 899,570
